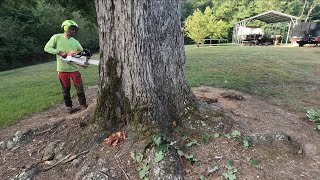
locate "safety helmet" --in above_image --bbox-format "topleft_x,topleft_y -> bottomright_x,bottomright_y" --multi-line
61,20 -> 79,32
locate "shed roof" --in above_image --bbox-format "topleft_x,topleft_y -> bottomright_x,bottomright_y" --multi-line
237,10 -> 299,24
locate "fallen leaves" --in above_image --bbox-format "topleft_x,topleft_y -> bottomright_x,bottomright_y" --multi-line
103,131 -> 127,147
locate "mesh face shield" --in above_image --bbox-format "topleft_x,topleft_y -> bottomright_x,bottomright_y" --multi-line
68,25 -> 79,36
68,25 -> 78,31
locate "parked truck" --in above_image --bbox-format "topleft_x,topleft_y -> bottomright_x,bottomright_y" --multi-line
291,22 -> 320,47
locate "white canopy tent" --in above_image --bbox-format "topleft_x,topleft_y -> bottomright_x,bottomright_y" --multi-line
233,10 -> 300,45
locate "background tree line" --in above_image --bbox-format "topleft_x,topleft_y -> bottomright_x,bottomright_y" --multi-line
0,0 -> 319,71
181,0 -> 320,23
182,0 -> 320,44
0,0 -> 98,71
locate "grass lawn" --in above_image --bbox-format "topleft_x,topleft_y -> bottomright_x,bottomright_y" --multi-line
185,45 -> 320,112
1,46 -> 320,127
0,55 -> 99,127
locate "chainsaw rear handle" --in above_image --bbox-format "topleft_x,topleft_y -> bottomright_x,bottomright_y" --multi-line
78,49 -> 93,57
70,49 -> 92,58
71,54 -> 82,58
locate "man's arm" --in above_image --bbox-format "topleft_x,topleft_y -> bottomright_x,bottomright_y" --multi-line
77,41 -> 84,52
44,35 -> 60,55
44,35 -> 67,58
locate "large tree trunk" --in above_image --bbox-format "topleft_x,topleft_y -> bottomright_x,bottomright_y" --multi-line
95,0 -> 194,133
94,1 -> 194,178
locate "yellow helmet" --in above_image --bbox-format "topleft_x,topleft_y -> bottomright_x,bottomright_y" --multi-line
61,20 -> 79,32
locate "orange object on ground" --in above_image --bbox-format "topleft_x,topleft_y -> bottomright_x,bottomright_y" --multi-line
103,131 -> 127,147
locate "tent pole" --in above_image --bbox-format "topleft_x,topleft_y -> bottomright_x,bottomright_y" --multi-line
286,21 -> 292,45
233,24 -> 237,44
241,21 -> 246,45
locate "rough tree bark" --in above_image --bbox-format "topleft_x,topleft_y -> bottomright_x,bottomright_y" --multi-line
95,0 -> 195,179
95,0 -> 194,134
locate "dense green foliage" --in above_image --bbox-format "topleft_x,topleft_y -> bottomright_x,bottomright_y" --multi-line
184,7 -> 229,45
0,0 -> 98,71
181,0 -> 320,22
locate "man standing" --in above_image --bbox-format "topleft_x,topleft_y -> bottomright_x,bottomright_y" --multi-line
44,20 -> 87,113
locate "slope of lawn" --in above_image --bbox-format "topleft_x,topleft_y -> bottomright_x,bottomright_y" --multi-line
1,46 -> 320,127
186,45 -> 320,112
0,55 -> 99,127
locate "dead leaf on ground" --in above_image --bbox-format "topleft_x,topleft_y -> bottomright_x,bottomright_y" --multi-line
103,131 -> 127,147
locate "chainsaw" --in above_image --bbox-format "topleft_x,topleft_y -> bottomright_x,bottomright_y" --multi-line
60,49 -> 99,66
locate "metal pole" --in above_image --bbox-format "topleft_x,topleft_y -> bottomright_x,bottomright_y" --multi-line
235,23 -> 238,44
286,21 -> 292,45
238,23 -> 240,44
241,22 -> 244,45
232,25 -> 235,43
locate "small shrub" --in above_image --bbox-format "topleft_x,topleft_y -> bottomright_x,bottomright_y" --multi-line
306,109 -> 320,130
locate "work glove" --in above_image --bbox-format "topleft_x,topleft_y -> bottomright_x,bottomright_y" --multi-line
58,51 -> 67,59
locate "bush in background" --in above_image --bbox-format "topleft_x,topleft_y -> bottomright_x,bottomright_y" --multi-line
0,0 -> 99,71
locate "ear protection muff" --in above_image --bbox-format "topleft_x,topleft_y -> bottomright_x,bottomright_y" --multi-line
63,25 -> 68,32
61,20 -> 78,32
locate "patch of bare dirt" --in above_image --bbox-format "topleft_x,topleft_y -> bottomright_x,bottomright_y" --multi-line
190,86 -> 320,179
0,86 -> 319,180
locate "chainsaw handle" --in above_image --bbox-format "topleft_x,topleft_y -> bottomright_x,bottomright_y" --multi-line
71,54 -> 82,58
78,49 -> 93,57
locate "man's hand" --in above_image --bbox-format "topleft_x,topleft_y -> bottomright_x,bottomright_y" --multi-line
58,51 -> 67,59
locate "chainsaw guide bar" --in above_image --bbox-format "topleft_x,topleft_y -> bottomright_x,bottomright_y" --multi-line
60,56 -> 99,66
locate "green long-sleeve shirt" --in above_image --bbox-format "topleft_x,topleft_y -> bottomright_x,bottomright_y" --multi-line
44,33 -> 83,72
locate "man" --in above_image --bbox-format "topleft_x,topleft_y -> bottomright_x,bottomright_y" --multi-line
44,20 -> 87,113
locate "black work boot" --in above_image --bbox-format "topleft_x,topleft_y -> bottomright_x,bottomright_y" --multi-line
80,104 -> 88,111
66,106 -> 73,114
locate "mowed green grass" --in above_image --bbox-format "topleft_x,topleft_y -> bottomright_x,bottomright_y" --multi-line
0,55 -> 99,127
185,45 -> 320,112
1,46 -> 320,127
